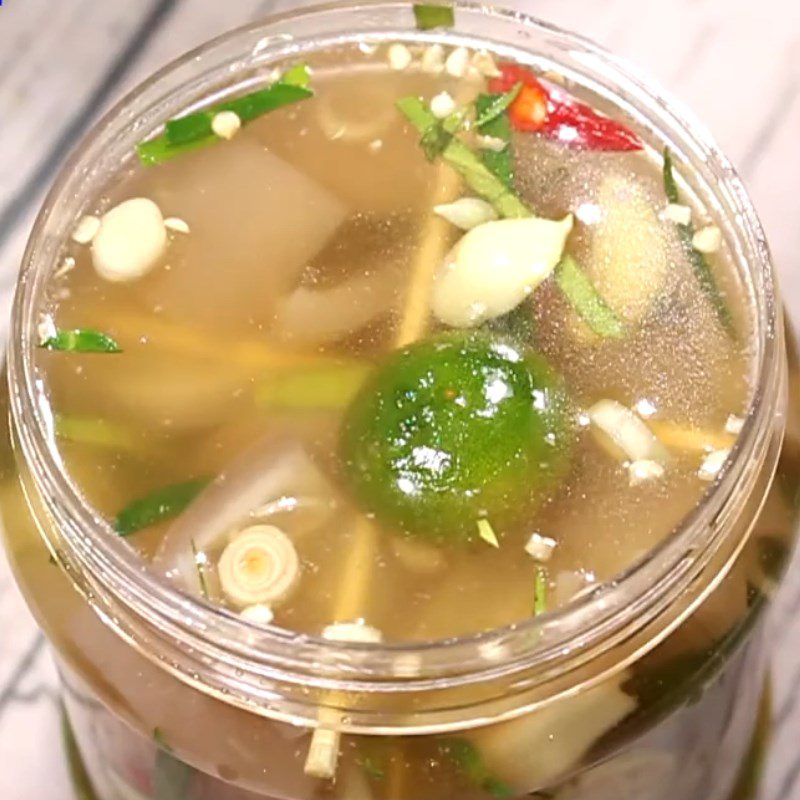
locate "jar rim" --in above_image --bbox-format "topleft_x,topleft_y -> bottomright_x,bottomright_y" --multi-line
6,0 -> 784,726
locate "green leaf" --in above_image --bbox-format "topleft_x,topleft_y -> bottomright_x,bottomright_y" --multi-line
438,738 -> 514,798
40,329 -> 121,354
662,148 -> 734,336
357,755 -> 386,781
554,255 -> 626,338
254,361 -> 372,411
413,3 -> 455,30
114,478 -> 211,536
138,65 -> 314,165
662,147 -> 680,205
474,84 -> 521,129
679,224 -> 735,335
153,729 -> 194,800
166,83 -> 313,145
533,564 -> 548,616
475,92 -> 515,189
397,96 -> 529,218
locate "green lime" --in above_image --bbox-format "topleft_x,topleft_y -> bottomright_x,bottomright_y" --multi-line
340,332 -> 573,543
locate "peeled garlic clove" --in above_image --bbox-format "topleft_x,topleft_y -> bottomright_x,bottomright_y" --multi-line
433,197 -> 498,231
218,524 -> 300,607
92,198 -> 167,282
432,215 -> 573,328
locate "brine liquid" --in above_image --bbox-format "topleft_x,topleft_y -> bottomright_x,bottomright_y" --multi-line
38,47 -> 752,640
3,37 -> 798,800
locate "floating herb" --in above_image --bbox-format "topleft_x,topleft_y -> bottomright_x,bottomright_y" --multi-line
477,518 -> 500,548
397,97 -> 528,218
153,729 -> 194,800
357,755 -> 386,781
255,360 -> 372,411
397,96 -> 624,337
474,84 -> 522,129
662,148 -> 734,335
40,328 -> 121,354
475,92 -> 515,189
138,65 -> 314,166
55,414 -> 142,453
554,255 -> 626,339
534,564 -> 548,615
437,738 -> 514,798
413,3 -> 455,30
191,540 -> 210,600
115,477 -> 211,536
421,111 -> 464,161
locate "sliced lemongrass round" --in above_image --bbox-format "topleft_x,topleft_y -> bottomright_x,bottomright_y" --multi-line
692,225 -> 722,253
476,134 -> 507,153
725,414 -> 745,435
218,524 -> 300,608
471,49 -> 501,77
587,399 -> 670,464
433,197 -> 497,231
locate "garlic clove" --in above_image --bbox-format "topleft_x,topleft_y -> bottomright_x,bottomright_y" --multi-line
91,198 -> 167,282
432,215 -> 573,328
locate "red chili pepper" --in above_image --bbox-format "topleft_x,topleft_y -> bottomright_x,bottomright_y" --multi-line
489,63 -> 643,152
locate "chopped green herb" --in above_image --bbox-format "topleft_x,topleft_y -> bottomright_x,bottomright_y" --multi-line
413,3 -> 455,30
534,564 -> 548,615
191,540 -> 210,600
474,84 -> 522,129
554,255 -> 626,339
255,361 -> 372,410
475,92 -> 515,189
40,329 -> 121,354
396,96 -> 528,218
55,414 -> 142,453
138,66 -> 314,166
662,148 -> 734,335
397,96 -> 625,338
662,148 -> 680,205
477,518 -> 500,548
153,728 -> 194,800
420,111 -> 464,161
357,755 -> 386,781
438,738 -> 514,798
114,477 -> 211,536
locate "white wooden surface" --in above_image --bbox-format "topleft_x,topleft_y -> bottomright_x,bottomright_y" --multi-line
2,1 -> 800,797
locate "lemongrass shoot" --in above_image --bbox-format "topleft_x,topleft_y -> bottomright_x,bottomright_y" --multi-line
218,525 -> 300,608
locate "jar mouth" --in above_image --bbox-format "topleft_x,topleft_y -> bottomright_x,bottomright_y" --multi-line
7,0 -> 783,716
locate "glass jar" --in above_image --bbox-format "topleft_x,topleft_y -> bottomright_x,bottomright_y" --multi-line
1,3 -> 797,799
